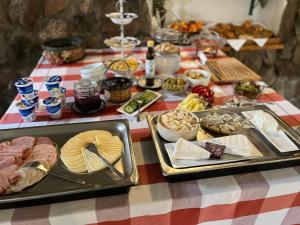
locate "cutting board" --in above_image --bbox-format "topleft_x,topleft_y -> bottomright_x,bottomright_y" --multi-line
204,57 -> 262,84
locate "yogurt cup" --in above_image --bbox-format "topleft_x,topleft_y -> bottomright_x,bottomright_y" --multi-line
15,77 -> 34,98
43,97 -> 62,119
22,90 -> 39,109
16,100 -> 36,122
45,75 -> 62,96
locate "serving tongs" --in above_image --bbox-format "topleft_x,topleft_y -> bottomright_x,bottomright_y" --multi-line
25,161 -> 86,185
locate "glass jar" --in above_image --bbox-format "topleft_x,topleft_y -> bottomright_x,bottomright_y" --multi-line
194,29 -> 225,57
155,52 -> 181,75
155,28 -> 181,44
74,79 -> 101,113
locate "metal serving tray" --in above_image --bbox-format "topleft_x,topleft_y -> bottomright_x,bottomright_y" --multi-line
147,105 -> 300,181
0,119 -> 138,209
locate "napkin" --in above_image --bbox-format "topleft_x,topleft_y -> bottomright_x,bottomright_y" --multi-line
242,110 -> 299,153
226,39 -> 247,51
260,130 -> 298,153
253,38 -> 268,47
173,138 -> 211,160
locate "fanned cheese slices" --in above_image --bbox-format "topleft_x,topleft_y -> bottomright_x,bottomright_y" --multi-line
60,130 -> 123,173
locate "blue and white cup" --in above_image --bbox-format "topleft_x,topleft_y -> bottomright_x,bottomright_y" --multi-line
43,97 -> 62,119
22,90 -> 39,109
16,99 -> 36,122
45,75 -> 62,96
15,78 -> 34,98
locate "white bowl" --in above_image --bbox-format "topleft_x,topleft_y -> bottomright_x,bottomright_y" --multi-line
156,111 -> 199,142
105,12 -> 138,25
185,69 -> 211,87
80,63 -> 106,80
104,36 -> 140,52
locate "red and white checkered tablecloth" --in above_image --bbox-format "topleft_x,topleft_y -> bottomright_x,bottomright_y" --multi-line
1,47 -> 300,225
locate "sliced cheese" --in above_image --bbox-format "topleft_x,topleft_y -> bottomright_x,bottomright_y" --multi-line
174,138 -> 211,160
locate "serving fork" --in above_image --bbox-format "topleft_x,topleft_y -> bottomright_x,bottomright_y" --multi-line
86,143 -> 124,179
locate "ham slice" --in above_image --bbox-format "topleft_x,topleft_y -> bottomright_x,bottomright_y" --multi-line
0,157 -> 18,169
12,136 -> 35,149
35,137 -> 54,146
0,145 -> 31,160
0,141 -> 11,150
0,136 -> 56,194
31,144 -> 57,167
0,165 -> 19,194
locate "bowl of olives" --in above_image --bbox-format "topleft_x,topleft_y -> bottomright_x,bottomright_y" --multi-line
162,76 -> 189,95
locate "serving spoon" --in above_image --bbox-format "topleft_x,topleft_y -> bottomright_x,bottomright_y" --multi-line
25,161 -> 86,185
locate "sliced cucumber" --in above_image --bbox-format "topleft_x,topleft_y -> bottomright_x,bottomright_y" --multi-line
124,104 -> 136,114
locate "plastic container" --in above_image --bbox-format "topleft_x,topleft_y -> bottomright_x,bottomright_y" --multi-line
15,77 -> 34,98
22,90 -> 39,109
16,100 -> 36,122
43,97 -> 62,119
45,75 -> 62,96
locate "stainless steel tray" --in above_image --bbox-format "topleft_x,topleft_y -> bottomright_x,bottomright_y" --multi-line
0,119 -> 138,208
147,105 -> 300,181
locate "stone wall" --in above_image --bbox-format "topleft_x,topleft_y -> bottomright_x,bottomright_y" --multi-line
230,0 -> 300,108
0,0 -> 151,115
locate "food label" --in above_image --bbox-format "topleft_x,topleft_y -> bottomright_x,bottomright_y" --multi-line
145,59 -> 155,79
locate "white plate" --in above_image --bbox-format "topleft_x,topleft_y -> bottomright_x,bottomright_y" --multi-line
165,141 -> 260,169
117,90 -> 162,116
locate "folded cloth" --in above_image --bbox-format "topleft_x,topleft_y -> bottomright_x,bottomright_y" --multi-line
251,110 -> 278,133
207,134 -> 252,157
174,138 -> 211,160
260,130 -> 298,153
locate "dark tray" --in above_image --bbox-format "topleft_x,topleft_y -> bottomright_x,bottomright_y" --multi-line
0,119 -> 138,209
147,105 -> 300,182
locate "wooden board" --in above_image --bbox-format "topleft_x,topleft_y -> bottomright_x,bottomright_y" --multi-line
204,57 -> 262,84
222,37 -> 284,52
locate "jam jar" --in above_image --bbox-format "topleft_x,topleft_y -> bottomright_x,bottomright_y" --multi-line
74,79 -> 101,113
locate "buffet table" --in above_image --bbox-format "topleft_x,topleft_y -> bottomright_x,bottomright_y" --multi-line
1,47 -> 300,225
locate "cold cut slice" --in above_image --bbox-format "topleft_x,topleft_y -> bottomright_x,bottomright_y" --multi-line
12,136 -> 35,149
31,144 -> 57,167
35,137 -> 54,146
0,157 -> 17,169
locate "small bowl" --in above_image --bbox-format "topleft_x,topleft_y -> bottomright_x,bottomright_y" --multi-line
156,110 -> 199,142
42,37 -> 85,64
105,12 -> 138,25
162,75 -> 189,95
104,36 -> 140,52
185,69 -> 211,87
